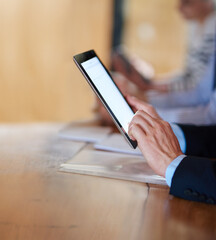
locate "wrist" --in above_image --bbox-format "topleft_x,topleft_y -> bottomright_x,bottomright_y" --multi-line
162,151 -> 183,177
165,154 -> 186,186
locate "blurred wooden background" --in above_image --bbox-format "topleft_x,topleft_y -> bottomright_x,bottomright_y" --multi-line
123,0 -> 186,74
0,0 -> 185,122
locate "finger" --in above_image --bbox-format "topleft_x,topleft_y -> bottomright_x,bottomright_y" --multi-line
128,123 -> 138,141
129,117 -> 158,145
134,110 -> 158,129
129,112 -> 154,135
128,123 -> 147,145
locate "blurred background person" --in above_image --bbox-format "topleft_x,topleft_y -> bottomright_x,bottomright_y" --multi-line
112,0 -> 216,108
124,49 -> 216,125
154,52 -> 216,125
96,0 -> 216,126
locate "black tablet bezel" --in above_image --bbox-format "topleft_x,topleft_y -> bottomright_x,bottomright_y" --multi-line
73,49 -> 137,149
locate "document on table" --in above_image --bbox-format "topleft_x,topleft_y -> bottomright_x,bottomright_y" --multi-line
60,149 -> 166,185
94,133 -> 142,156
59,122 -> 112,143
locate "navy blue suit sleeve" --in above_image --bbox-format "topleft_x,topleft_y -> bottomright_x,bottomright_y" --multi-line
170,156 -> 216,204
178,124 -> 216,157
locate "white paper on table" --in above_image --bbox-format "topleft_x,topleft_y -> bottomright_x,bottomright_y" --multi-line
60,149 -> 166,185
59,122 -> 112,143
94,133 -> 142,156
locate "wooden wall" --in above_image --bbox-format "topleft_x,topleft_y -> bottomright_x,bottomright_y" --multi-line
0,0 -> 112,122
0,0 -> 185,122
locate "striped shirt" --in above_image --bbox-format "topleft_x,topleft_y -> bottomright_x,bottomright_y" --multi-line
156,53 -> 216,125
170,11 -> 216,92
148,12 -> 216,110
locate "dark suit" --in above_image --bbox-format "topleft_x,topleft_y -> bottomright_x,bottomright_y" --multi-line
169,30 -> 216,204
170,125 -> 216,204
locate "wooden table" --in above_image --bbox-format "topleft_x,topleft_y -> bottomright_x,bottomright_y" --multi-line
0,123 -> 215,240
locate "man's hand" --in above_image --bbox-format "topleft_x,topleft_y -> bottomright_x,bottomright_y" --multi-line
128,106 -> 183,177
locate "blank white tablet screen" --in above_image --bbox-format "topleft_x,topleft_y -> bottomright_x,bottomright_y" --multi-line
81,57 -> 134,134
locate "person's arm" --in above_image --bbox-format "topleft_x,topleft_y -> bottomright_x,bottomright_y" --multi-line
178,124 -> 216,158
127,96 -> 216,204
156,89 -> 216,125
128,110 -> 216,204
127,95 -> 216,157
148,54 -> 215,109
168,122 -> 216,204
170,156 -> 216,204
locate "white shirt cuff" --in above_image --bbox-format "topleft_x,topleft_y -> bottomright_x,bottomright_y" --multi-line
165,154 -> 186,187
170,124 -> 186,154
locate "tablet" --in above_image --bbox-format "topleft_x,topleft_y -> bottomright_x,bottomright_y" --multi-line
73,49 -> 137,149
